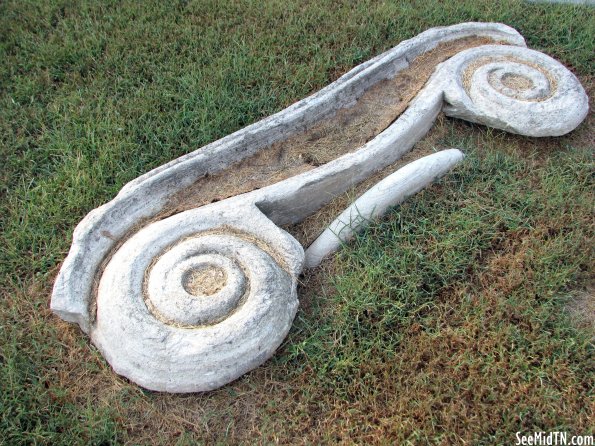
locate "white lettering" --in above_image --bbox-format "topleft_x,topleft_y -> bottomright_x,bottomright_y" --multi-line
516,432 -> 593,446
557,432 -> 566,445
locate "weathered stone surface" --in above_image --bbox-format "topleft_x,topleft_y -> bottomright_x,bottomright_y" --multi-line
93,205 -> 302,392
51,23 -> 588,392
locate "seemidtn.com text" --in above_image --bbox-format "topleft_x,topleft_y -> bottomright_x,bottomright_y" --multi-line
516,432 -> 594,446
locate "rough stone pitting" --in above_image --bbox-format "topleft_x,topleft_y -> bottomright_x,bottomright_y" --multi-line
304,149 -> 465,268
499,72 -> 534,91
50,23 -> 589,392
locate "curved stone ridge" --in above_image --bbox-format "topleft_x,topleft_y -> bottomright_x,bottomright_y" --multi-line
50,23 -> 588,392
52,22 -> 527,335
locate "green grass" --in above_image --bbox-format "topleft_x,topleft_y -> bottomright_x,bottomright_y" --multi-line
1,0 -> 593,444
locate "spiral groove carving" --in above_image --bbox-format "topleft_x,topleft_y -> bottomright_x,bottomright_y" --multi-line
90,205 -> 303,392
443,45 -> 588,137
463,57 -> 555,102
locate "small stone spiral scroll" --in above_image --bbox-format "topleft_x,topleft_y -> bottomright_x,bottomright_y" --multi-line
442,45 -> 588,137
51,23 -> 588,392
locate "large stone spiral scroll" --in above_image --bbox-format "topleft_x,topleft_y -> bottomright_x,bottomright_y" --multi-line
94,204 -> 303,392
51,23 -> 588,392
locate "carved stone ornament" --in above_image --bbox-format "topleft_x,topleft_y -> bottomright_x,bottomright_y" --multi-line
51,23 -> 588,392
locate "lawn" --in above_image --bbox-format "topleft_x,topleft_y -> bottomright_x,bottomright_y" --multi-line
1,0 -> 593,444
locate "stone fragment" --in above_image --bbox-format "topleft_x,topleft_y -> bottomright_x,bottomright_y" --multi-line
51,23 -> 588,392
